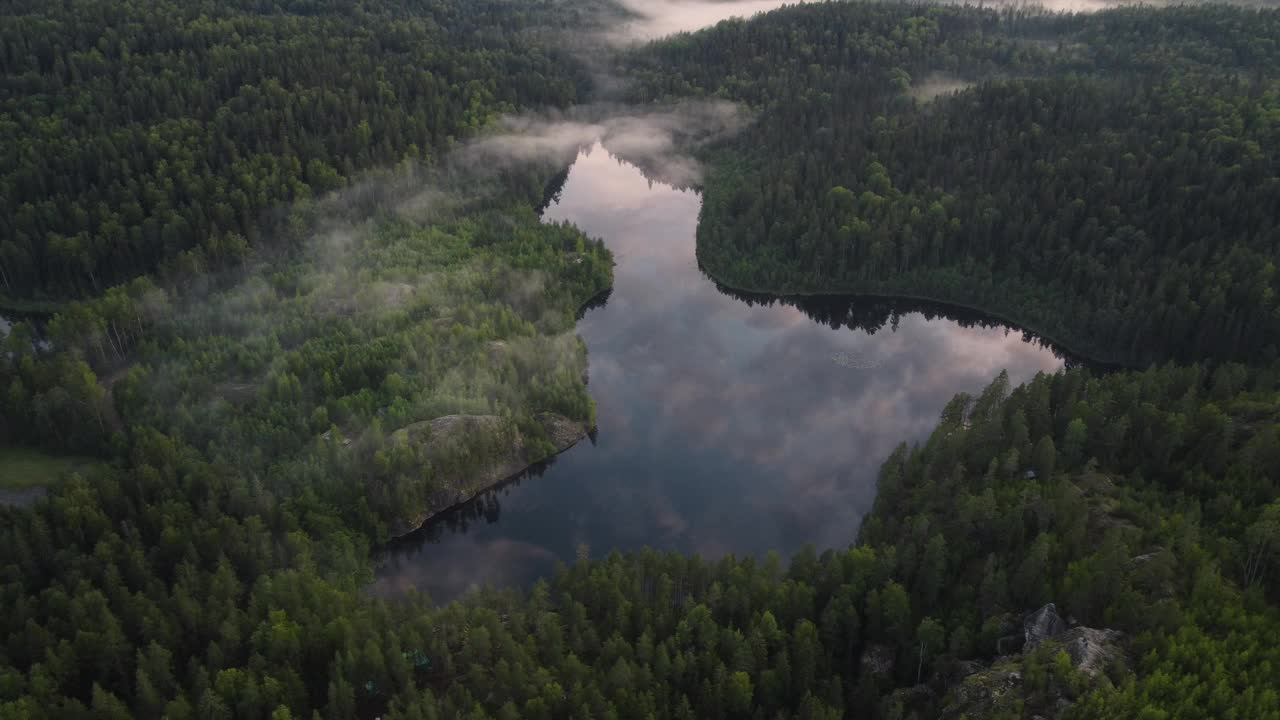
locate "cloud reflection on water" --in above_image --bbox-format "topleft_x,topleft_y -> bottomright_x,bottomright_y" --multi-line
372,143 -> 1065,601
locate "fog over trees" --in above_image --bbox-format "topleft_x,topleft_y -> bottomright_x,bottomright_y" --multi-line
1,0 -> 1279,718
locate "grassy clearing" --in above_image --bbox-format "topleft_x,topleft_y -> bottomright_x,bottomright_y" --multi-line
0,446 -> 98,491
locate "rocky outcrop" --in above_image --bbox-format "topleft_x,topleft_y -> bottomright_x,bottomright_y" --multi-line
1024,603 -> 1068,648
387,412 -> 591,538
1058,627 -> 1124,676
940,606 -> 1126,719
941,657 -> 1025,719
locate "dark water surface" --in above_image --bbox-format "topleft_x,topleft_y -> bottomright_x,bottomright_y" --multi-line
373,144 -> 1070,600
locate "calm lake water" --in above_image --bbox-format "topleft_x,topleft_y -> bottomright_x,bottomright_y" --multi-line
373,144 -> 1071,600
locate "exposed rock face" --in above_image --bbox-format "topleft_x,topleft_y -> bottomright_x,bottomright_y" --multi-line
536,412 -> 590,448
941,657 -> 1024,719
1024,603 -> 1068,648
387,412 -> 591,538
940,606 -> 1126,719
1058,627 -> 1124,676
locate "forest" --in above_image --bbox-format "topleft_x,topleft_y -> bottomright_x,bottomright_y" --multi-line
0,0 -> 594,301
624,2 -> 1280,366
1,0 -> 1280,718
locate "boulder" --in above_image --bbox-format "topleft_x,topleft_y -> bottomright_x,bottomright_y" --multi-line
1058,627 -> 1124,676
1023,603 -> 1068,648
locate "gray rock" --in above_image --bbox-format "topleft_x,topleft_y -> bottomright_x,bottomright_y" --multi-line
1128,549 -> 1165,567
1023,603 -> 1068,648
1059,627 -> 1124,676
940,657 -> 1024,719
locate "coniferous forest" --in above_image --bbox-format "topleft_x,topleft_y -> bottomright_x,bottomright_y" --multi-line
627,2 -> 1280,366
2,0 -> 1280,718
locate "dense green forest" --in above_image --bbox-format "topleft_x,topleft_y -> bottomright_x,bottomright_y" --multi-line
2,0 -> 1280,718
4,361 -> 1279,717
4,197 -> 611,539
0,0 -> 595,301
625,2 -> 1280,365
0,0 -> 614,540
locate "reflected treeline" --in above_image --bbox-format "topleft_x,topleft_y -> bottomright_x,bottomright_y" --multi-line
610,151 -> 702,193
576,287 -> 613,320
532,142 -> 597,215
537,165 -> 573,214
708,275 -> 1111,371
377,453 -> 560,557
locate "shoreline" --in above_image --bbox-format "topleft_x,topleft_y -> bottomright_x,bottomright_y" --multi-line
386,421 -> 593,541
696,258 -> 1136,371
384,212 -> 615,542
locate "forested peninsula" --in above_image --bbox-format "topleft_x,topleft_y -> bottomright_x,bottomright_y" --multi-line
624,3 -> 1280,366
1,1 -> 1279,719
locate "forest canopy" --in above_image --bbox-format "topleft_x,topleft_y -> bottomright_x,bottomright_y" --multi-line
0,0 -> 594,300
625,2 -> 1280,365
2,0 -> 1280,718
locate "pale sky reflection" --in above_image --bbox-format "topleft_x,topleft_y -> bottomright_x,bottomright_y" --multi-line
373,143 -> 1066,601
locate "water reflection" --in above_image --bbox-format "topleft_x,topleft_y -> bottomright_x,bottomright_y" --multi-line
717,288 -> 1097,370
604,0 -> 1169,44
373,144 -> 1071,601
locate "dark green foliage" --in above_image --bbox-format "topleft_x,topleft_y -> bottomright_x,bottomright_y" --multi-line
0,0 -> 592,298
628,3 -> 1280,365
4,364 -> 1280,718
2,1 -> 1280,719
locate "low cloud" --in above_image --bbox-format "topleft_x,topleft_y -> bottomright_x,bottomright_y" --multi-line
605,0 -> 810,44
909,72 -> 975,103
465,101 -> 749,188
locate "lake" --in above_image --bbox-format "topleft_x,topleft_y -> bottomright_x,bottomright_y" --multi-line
373,143 -> 1073,601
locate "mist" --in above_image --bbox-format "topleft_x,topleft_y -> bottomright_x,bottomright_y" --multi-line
465,101 -> 748,189
607,0 -> 810,42
909,72 -> 975,103
599,0 -> 1274,47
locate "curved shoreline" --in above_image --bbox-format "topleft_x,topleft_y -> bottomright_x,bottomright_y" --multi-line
385,281 -> 613,543
697,260 -> 1136,371
386,423 -> 593,542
